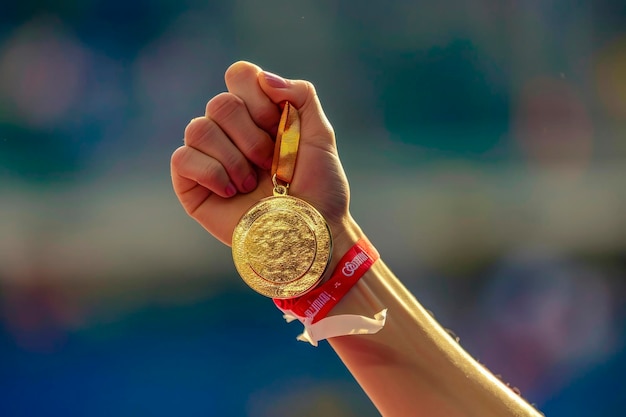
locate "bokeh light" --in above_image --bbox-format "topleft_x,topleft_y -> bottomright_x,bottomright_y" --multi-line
1,2 -> 625,416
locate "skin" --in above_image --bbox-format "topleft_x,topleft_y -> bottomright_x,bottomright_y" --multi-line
170,61 -> 544,417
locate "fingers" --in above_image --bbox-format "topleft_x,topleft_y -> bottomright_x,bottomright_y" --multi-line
226,61 -> 318,115
224,61 -> 336,153
174,61 -> 337,209
171,145 -> 234,204
223,61 -> 282,135
257,70 -> 336,151
204,93 -> 274,172
184,115 -> 264,194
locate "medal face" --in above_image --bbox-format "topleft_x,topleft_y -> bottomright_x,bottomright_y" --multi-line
232,195 -> 332,298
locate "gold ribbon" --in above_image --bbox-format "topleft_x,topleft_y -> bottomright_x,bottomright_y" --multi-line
271,102 -> 300,185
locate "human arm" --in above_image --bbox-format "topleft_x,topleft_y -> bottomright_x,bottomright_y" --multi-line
170,61 -> 543,417
328,219 -> 541,417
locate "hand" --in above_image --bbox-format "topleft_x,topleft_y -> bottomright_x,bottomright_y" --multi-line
171,61 -> 353,247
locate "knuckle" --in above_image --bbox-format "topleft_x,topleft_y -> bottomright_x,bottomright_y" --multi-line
206,92 -> 244,123
199,161 -> 224,186
242,136 -> 267,157
225,61 -> 260,86
302,80 -> 319,108
185,117 -> 220,148
185,117 -> 209,141
170,146 -> 188,169
255,105 -> 279,129
302,80 -> 317,95
223,151 -> 249,177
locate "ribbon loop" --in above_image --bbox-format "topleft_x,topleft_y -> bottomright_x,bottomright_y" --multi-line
271,102 -> 300,186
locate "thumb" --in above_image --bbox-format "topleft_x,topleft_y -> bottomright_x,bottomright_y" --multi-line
258,71 -> 336,150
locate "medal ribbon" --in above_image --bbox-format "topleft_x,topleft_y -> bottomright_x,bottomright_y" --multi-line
271,102 -> 300,186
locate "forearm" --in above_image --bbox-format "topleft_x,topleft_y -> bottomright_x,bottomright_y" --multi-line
178,61 -> 543,416
328,219 -> 542,417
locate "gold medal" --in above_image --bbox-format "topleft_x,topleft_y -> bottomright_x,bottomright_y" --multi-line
232,103 -> 332,298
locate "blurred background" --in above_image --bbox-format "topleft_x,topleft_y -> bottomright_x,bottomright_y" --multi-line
1,1 -> 625,416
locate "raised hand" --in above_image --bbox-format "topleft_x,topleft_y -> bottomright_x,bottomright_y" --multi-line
170,61 -> 352,247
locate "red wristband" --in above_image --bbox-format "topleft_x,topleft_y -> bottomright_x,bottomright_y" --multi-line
273,237 -> 379,324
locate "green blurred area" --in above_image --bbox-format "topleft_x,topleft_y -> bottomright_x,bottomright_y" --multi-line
1,1 -> 626,416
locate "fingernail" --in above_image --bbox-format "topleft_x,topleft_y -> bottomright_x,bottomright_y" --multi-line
225,182 -> 237,197
263,71 -> 288,88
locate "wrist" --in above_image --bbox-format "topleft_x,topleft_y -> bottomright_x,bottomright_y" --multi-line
328,214 -> 365,276
273,219 -> 385,345
324,216 -> 386,317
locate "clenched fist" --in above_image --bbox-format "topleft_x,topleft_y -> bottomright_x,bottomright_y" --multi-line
170,61 -> 356,250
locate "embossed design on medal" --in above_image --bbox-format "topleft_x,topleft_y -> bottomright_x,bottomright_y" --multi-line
232,103 -> 332,299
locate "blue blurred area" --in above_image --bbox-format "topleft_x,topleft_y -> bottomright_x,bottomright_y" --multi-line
1,1 -> 626,416
0,287 -> 376,416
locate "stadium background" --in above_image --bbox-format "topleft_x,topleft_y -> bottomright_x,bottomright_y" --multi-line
1,1 -> 625,416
